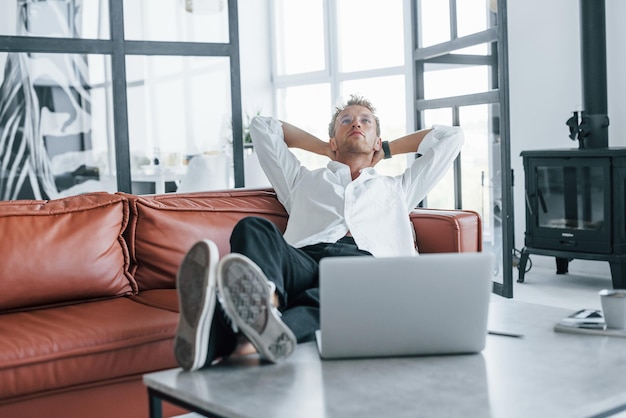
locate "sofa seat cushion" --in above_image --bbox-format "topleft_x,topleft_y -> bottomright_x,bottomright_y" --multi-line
0,294 -> 178,401
0,192 -> 133,311
129,288 -> 179,313
121,190 -> 288,291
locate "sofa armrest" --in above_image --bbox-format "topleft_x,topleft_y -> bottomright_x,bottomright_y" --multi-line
410,208 -> 482,254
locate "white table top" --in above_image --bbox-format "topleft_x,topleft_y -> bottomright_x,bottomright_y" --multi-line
144,300 -> 626,418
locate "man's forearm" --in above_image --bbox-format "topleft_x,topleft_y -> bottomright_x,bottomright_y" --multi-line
387,129 -> 433,156
281,121 -> 332,158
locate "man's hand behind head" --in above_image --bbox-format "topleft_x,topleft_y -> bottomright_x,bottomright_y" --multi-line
370,146 -> 385,167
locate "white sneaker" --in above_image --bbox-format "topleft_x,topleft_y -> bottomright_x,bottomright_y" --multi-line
174,240 -> 236,371
217,254 -> 297,363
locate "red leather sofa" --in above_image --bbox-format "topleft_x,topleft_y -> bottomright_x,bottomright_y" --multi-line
0,188 -> 481,418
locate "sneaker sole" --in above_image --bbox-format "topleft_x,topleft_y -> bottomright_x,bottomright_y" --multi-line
217,254 -> 296,363
174,240 -> 218,371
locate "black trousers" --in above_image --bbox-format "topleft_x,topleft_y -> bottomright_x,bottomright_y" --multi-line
230,216 -> 372,343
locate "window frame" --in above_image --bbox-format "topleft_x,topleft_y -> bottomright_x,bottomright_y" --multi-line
412,0 -> 513,297
0,0 -> 244,192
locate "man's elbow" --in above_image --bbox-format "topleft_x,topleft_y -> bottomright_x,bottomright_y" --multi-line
249,115 -> 278,140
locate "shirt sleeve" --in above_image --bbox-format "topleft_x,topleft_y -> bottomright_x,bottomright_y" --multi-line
248,116 -> 302,213
401,125 -> 465,210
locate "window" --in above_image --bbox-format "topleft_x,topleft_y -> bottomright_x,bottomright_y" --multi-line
271,0 -> 411,176
0,0 -> 243,200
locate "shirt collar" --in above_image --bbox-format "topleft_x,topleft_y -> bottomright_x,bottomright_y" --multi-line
327,161 -> 378,176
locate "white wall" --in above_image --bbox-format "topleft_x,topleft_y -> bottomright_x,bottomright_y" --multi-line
508,0 -> 626,275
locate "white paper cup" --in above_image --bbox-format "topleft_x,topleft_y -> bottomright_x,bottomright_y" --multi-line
599,289 -> 626,329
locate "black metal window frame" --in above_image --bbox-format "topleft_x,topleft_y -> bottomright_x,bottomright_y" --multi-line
0,0 -> 244,192
411,0 -> 514,297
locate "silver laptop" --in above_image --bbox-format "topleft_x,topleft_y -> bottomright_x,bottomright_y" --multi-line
316,252 -> 493,360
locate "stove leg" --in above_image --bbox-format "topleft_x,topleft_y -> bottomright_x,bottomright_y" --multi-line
556,257 -> 569,274
517,249 -> 530,283
609,260 -> 626,289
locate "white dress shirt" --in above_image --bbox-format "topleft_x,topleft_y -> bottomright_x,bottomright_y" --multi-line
249,116 -> 464,257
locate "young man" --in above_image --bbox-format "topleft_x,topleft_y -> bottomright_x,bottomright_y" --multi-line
174,95 -> 464,371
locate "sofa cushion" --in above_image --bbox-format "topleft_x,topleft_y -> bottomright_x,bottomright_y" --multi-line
129,289 -> 179,313
0,295 -> 178,401
121,190 -> 289,291
0,192 -> 133,311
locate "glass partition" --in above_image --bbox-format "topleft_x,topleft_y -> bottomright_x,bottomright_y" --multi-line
126,55 -> 232,194
0,52 -> 114,200
0,0 -> 242,198
123,0 -> 229,43
0,0 -> 110,39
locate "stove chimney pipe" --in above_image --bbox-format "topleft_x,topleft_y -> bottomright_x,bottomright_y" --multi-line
578,0 -> 609,148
